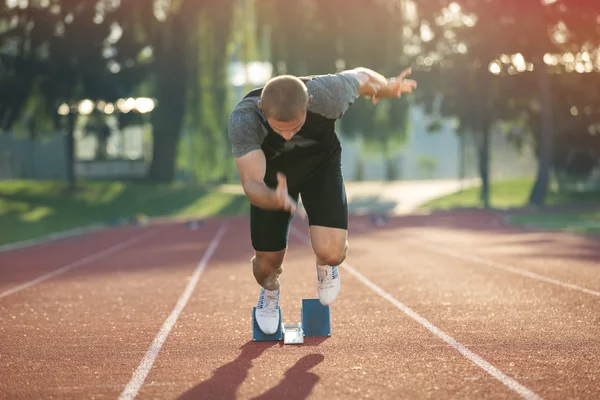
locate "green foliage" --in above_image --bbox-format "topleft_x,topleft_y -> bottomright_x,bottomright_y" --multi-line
180,2 -> 236,184
413,0 -> 600,205
256,0 -> 412,157
0,1 -> 150,132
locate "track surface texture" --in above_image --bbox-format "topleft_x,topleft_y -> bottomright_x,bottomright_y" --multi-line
1,211 -> 599,400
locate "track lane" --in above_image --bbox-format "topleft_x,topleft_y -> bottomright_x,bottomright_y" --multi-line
0,225 -> 153,293
408,228 -> 600,295
132,218 -> 526,400
344,224 -> 600,399
1,212 -> 598,399
370,211 -> 600,292
0,220 -> 223,400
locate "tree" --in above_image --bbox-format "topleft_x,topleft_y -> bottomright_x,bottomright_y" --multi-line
0,0 -> 150,188
1,0 -> 238,185
412,0 -> 600,206
256,0 -> 413,180
131,0 -> 236,183
182,0 -> 236,184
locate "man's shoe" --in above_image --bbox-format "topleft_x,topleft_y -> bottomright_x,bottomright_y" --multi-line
316,264 -> 340,306
255,287 -> 280,334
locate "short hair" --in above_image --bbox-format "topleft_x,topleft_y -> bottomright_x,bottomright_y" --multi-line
260,75 -> 309,121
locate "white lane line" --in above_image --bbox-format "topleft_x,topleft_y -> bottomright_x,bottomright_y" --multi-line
119,223 -> 228,400
0,229 -> 158,299
409,240 -> 600,298
290,227 -> 542,400
0,224 -> 105,253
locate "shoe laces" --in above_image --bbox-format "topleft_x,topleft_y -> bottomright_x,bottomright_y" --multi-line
258,289 -> 279,316
317,265 -> 338,287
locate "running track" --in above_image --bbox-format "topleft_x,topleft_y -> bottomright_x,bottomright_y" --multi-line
1,211 -> 599,399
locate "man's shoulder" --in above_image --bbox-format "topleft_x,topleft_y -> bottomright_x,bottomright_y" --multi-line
229,95 -> 262,127
228,94 -> 267,150
304,72 -> 360,119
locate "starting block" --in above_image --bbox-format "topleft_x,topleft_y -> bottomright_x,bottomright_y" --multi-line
252,306 -> 283,341
301,298 -> 331,337
251,298 -> 331,344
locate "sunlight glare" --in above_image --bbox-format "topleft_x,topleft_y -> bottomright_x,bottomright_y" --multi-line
563,52 -> 575,63
78,100 -> 95,115
488,61 -> 501,75
58,104 -> 70,116
448,2 -> 461,14
420,23 -> 434,42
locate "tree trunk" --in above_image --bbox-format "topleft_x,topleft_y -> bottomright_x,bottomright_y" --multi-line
355,156 -> 365,181
65,113 -> 76,191
528,61 -> 554,206
148,129 -> 179,182
459,131 -> 466,190
477,122 -> 491,208
147,8 -> 190,183
385,152 -> 398,181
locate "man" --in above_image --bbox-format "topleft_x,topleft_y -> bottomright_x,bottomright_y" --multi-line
228,67 -> 417,335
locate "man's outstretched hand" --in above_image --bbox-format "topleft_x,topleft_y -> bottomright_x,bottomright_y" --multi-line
371,67 -> 418,104
276,172 -> 307,220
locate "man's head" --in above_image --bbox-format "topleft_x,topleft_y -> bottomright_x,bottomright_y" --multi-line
257,75 -> 312,140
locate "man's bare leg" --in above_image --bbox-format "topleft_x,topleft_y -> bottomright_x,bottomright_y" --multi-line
252,249 -> 286,335
252,249 -> 286,290
309,225 -> 347,305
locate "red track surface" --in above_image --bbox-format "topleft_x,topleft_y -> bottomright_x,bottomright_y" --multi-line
1,211 -> 599,399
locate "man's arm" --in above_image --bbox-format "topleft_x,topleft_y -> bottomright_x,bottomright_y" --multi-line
343,67 -> 417,104
234,149 -> 299,215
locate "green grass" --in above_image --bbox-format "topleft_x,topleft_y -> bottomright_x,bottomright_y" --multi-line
506,211 -> 600,235
422,178 -> 533,210
422,177 -> 600,235
0,180 -> 249,246
422,177 -> 600,210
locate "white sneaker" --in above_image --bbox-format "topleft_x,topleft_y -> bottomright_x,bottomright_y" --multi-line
255,287 -> 280,335
316,264 -> 340,306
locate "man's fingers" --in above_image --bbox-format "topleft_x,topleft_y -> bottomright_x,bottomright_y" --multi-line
277,172 -> 287,190
396,79 -> 417,96
397,67 -> 412,81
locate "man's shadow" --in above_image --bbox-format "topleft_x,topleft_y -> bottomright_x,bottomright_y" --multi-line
251,353 -> 325,400
178,339 -> 326,400
178,340 -> 276,400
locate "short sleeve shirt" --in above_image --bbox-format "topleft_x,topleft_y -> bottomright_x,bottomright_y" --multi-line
227,71 -> 360,159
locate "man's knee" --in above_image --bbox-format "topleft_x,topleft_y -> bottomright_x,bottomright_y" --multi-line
252,250 -> 286,290
314,239 -> 348,266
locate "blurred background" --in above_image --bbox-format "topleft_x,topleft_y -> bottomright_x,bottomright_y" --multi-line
1,0 -> 599,246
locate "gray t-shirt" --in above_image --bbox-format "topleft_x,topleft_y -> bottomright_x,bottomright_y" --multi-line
227,72 -> 360,159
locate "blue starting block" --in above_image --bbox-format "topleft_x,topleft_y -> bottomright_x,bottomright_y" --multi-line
301,298 -> 331,337
252,298 -> 331,343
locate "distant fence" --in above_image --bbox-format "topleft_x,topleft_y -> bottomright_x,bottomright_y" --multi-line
1,135 -> 149,181
0,135 -> 67,180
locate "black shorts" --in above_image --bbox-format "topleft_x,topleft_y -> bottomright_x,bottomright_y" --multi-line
250,150 -> 348,252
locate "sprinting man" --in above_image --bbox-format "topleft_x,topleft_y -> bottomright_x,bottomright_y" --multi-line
227,67 -> 417,334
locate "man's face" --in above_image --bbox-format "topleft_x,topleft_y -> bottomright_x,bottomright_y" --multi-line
258,96 -> 312,141
267,112 -> 307,141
